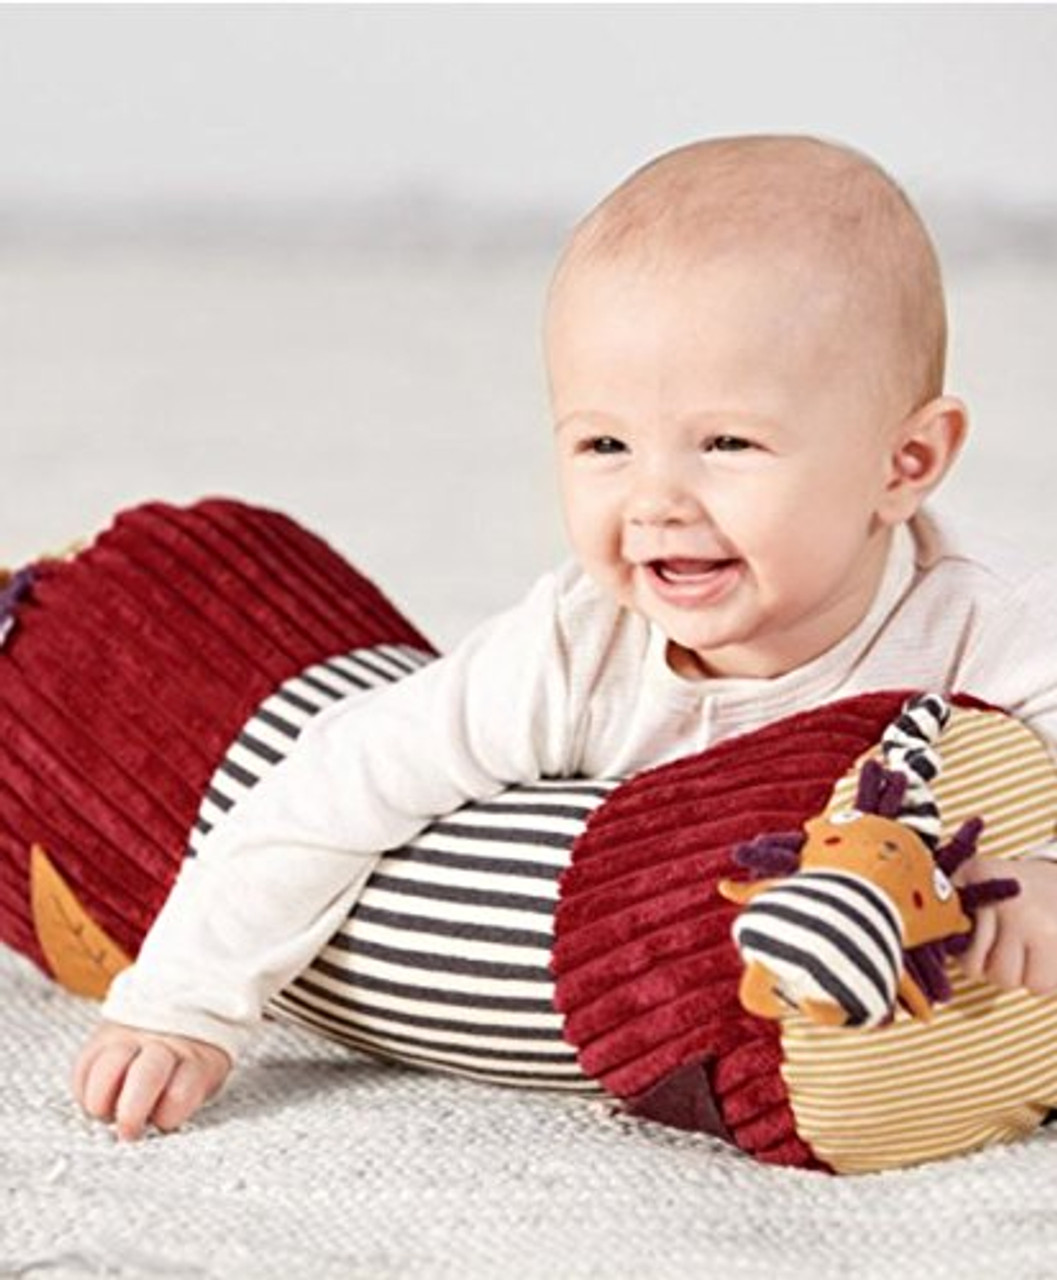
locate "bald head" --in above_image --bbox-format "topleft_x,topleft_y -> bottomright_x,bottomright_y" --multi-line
550,135 -> 947,414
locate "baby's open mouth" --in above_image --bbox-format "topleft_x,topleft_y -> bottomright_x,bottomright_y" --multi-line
642,557 -> 743,608
649,558 -> 737,582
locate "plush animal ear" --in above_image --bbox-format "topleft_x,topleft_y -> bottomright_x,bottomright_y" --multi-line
854,758 -> 907,816
936,817 -> 984,875
732,831 -> 804,877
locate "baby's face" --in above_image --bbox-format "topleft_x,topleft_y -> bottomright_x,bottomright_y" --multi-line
548,249 -> 911,680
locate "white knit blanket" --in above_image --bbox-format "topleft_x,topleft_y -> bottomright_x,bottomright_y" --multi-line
2,948 -> 1056,1280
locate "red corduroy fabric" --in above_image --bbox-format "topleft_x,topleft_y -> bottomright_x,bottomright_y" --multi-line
552,690 -> 923,1171
0,498 -> 434,973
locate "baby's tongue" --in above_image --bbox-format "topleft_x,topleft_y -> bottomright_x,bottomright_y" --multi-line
660,558 -> 722,579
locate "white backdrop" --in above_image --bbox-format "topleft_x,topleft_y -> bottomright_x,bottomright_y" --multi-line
3,6 -> 1056,211
2,5 -> 1055,644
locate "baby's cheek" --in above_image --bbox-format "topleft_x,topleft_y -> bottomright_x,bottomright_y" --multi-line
596,561 -> 636,606
570,514 -> 619,569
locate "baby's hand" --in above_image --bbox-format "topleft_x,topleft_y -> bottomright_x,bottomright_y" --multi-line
956,856 -> 1057,997
73,1021 -> 231,1141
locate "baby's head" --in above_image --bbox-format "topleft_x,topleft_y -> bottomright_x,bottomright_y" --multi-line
546,135 -> 966,680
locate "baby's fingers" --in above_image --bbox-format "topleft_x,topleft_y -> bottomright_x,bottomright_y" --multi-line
113,1042 -> 179,1142
71,1038 -> 105,1109
149,1058 -> 215,1134
77,1042 -> 140,1124
959,906 -> 998,983
981,933 -> 1027,992
1023,947 -> 1057,997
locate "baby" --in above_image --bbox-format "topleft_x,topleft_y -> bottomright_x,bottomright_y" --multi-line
73,134 -> 1057,1140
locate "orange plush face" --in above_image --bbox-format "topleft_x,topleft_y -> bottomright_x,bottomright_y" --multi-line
800,810 -> 971,948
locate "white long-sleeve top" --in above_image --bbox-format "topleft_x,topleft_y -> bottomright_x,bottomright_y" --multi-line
103,510 -> 1057,1059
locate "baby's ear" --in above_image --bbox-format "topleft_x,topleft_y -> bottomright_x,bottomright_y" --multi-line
879,395 -> 968,523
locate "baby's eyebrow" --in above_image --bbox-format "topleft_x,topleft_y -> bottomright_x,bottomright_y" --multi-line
553,412 -> 622,434
554,409 -> 779,436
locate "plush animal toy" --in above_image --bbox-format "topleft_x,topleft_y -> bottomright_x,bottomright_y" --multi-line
2,498 -> 1057,1176
718,695 -> 1019,1029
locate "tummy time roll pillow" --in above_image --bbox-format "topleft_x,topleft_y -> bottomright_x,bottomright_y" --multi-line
2,498 -> 1056,1175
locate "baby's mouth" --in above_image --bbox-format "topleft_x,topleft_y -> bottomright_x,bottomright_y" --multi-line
649,558 -> 737,582
642,556 -> 743,608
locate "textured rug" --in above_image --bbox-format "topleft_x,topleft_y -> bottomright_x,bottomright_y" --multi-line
2,948 -> 1057,1280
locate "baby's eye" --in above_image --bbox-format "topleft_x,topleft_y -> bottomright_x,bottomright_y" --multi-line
703,435 -> 753,453
580,435 -> 627,456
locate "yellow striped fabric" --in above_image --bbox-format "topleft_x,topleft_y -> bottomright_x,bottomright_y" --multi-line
780,704 -> 1057,1173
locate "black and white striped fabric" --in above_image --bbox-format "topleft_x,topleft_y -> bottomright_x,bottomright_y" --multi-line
880,693 -> 949,848
186,645 -> 615,1091
187,644 -> 435,858
731,869 -> 904,1028
271,777 -> 612,1089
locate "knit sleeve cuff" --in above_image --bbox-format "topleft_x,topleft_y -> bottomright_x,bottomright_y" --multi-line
101,967 -> 251,1064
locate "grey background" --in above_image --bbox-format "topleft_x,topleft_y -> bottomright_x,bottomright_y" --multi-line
2,4 -> 1055,645
3,6 -> 1056,211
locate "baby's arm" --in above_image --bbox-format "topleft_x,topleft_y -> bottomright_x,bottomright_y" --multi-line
956,855 -> 1057,996
73,567 -> 582,1135
73,1022 -> 230,1141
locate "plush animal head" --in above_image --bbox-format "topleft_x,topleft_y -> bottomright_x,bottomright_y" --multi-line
799,764 -> 971,951
719,695 -> 1019,1027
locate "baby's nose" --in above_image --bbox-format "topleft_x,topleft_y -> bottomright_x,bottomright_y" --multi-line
627,473 -> 702,525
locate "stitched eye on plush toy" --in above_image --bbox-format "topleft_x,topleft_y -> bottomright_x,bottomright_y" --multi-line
932,867 -> 954,901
